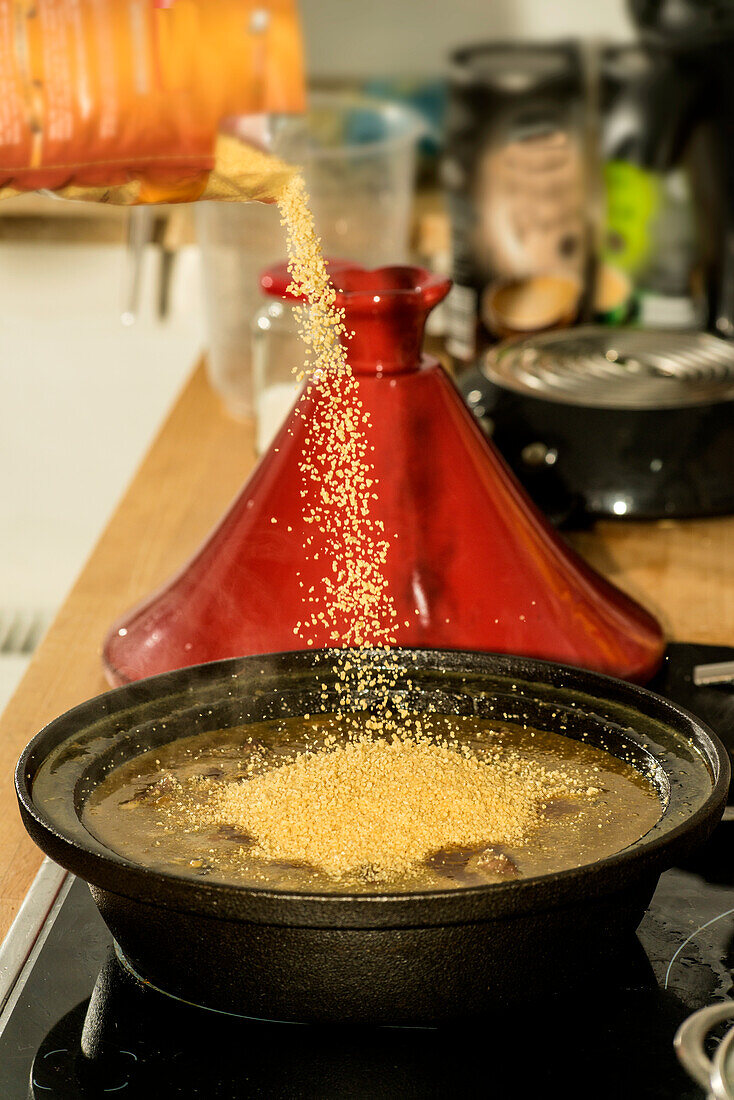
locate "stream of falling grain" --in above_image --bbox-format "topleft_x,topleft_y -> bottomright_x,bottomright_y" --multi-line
277,174 -> 403,725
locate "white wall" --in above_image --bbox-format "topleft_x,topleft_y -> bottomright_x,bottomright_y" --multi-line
301,0 -> 634,79
0,243 -> 203,610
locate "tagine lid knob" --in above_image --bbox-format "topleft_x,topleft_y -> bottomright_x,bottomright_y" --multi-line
332,265 -> 452,376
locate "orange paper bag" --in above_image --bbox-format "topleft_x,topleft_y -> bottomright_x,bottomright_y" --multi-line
0,0 -> 304,204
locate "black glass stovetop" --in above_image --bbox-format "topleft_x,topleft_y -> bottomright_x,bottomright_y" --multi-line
3,642 -> 734,1100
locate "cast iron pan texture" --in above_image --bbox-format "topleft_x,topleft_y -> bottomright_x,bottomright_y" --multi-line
15,649 -> 730,1024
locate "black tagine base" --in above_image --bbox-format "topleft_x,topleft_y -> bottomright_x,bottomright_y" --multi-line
2,642 -> 734,1098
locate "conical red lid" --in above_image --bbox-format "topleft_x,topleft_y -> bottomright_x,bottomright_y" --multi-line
103,265 -> 664,685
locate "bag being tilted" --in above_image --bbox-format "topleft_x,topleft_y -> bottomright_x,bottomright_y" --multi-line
0,0 -> 304,206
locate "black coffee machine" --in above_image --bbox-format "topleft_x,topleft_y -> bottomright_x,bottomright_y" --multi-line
631,0 -> 734,339
458,5 -> 734,524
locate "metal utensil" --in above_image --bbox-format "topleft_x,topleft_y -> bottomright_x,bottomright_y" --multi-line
675,1000 -> 734,1099
694,662 -> 734,686
0,609 -> 49,656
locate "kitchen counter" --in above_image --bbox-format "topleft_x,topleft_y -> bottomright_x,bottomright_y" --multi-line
1,358 -> 734,942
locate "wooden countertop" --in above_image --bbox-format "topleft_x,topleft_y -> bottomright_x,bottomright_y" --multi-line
2,359 -> 734,942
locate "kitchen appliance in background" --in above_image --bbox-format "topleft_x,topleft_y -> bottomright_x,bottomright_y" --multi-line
598,43 -> 702,329
464,327 -> 734,523
630,0 -> 734,340
456,20 -> 734,523
444,42 -> 591,366
445,36 -> 706,362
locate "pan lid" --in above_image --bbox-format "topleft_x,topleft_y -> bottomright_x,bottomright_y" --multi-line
484,326 -> 734,409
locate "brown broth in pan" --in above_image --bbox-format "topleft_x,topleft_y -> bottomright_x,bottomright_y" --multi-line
83,713 -> 662,894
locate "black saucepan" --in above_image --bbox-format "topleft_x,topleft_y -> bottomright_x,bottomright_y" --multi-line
15,649 -> 729,1025
460,327 -> 734,524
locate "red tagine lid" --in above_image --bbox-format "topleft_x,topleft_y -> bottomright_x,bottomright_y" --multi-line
103,264 -> 664,686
